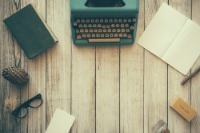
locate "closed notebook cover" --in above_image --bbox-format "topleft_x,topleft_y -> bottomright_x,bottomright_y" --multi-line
3,4 -> 58,59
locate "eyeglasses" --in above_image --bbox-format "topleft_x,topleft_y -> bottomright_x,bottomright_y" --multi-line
12,94 -> 43,118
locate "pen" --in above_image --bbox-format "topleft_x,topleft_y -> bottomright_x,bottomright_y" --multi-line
181,66 -> 200,85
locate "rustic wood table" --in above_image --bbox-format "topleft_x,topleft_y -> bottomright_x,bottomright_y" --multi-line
0,0 -> 200,133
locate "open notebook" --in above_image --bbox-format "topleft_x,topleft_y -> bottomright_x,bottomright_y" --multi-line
138,3 -> 200,75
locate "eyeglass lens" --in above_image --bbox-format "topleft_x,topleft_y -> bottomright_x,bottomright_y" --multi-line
29,98 -> 43,108
17,108 -> 28,118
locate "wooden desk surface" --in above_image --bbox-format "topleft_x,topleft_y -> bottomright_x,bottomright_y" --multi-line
0,0 -> 200,133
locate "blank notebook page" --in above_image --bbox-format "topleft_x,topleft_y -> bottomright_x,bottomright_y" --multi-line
162,20 -> 200,74
138,3 -> 200,75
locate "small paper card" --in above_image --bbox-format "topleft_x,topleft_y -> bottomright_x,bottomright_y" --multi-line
45,109 -> 75,133
138,3 -> 200,75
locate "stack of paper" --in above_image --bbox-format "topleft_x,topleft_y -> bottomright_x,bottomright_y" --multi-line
138,3 -> 200,75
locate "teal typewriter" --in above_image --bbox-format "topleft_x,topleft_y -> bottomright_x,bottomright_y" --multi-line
70,0 -> 139,45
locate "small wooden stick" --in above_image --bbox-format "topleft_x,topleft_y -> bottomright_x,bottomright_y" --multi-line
181,66 -> 200,85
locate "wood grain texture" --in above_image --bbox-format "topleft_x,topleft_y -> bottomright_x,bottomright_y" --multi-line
144,0 -> 168,133
96,45 -> 119,133
0,0 -> 22,132
120,0 -> 144,132
46,0 -> 71,128
0,0 -> 200,132
71,45 -> 95,133
168,1 -> 191,133
191,0 -> 200,132
20,0 -> 46,133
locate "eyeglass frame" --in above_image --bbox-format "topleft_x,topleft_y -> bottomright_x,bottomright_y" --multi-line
12,94 -> 43,118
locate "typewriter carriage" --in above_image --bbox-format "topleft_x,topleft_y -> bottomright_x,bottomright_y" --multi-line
71,0 -> 138,17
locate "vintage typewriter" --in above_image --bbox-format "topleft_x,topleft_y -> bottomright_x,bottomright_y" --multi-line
70,0 -> 139,45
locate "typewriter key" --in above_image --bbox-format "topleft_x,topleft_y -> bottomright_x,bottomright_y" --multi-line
105,34 -> 109,37
91,19 -> 94,23
109,19 -> 113,23
80,29 -> 84,33
76,19 -> 80,23
128,18 -> 132,23
85,29 -> 88,33
123,33 -> 127,37
79,24 -> 83,28
87,34 -> 91,38
95,19 -> 99,23
89,29 -> 93,33
126,29 -> 130,32
130,26 -> 134,30
96,34 -> 100,38
100,19 -> 104,23
103,29 -> 107,33
133,18 -> 137,22
86,19 -> 90,23
76,29 -> 79,33
125,24 -> 129,27
77,35 -> 81,39
123,19 -> 127,23
81,19 -> 85,23
92,34 -> 95,38
121,29 -> 125,32
111,24 -> 115,28
83,24 -> 87,28
97,24 -> 101,28
128,34 -> 132,39
93,24 -> 97,27
73,22 -> 78,27
106,25 -> 110,28
82,34 -> 86,38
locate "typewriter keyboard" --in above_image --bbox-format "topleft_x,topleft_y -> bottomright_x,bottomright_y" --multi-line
72,18 -> 136,43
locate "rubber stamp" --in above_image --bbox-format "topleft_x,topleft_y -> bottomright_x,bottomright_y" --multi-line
170,97 -> 197,122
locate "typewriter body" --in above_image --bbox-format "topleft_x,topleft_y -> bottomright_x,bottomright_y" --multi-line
70,0 -> 139,45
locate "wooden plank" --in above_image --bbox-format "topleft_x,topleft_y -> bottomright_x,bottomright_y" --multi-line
0,0 -> 22,132
20,0 -> 46,133
168,1 -> 191,132
71,45 -> 95,133
191,0 -> 200,132
46,0 -> 71,128
96,45 -> 119,133
144,0 -> 168,133
120,0 -> 144,132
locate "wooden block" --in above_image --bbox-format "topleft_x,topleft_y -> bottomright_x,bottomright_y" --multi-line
170,97 -> 197,122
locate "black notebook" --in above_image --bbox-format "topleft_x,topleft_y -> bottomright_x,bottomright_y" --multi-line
4,4 -> 58,59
